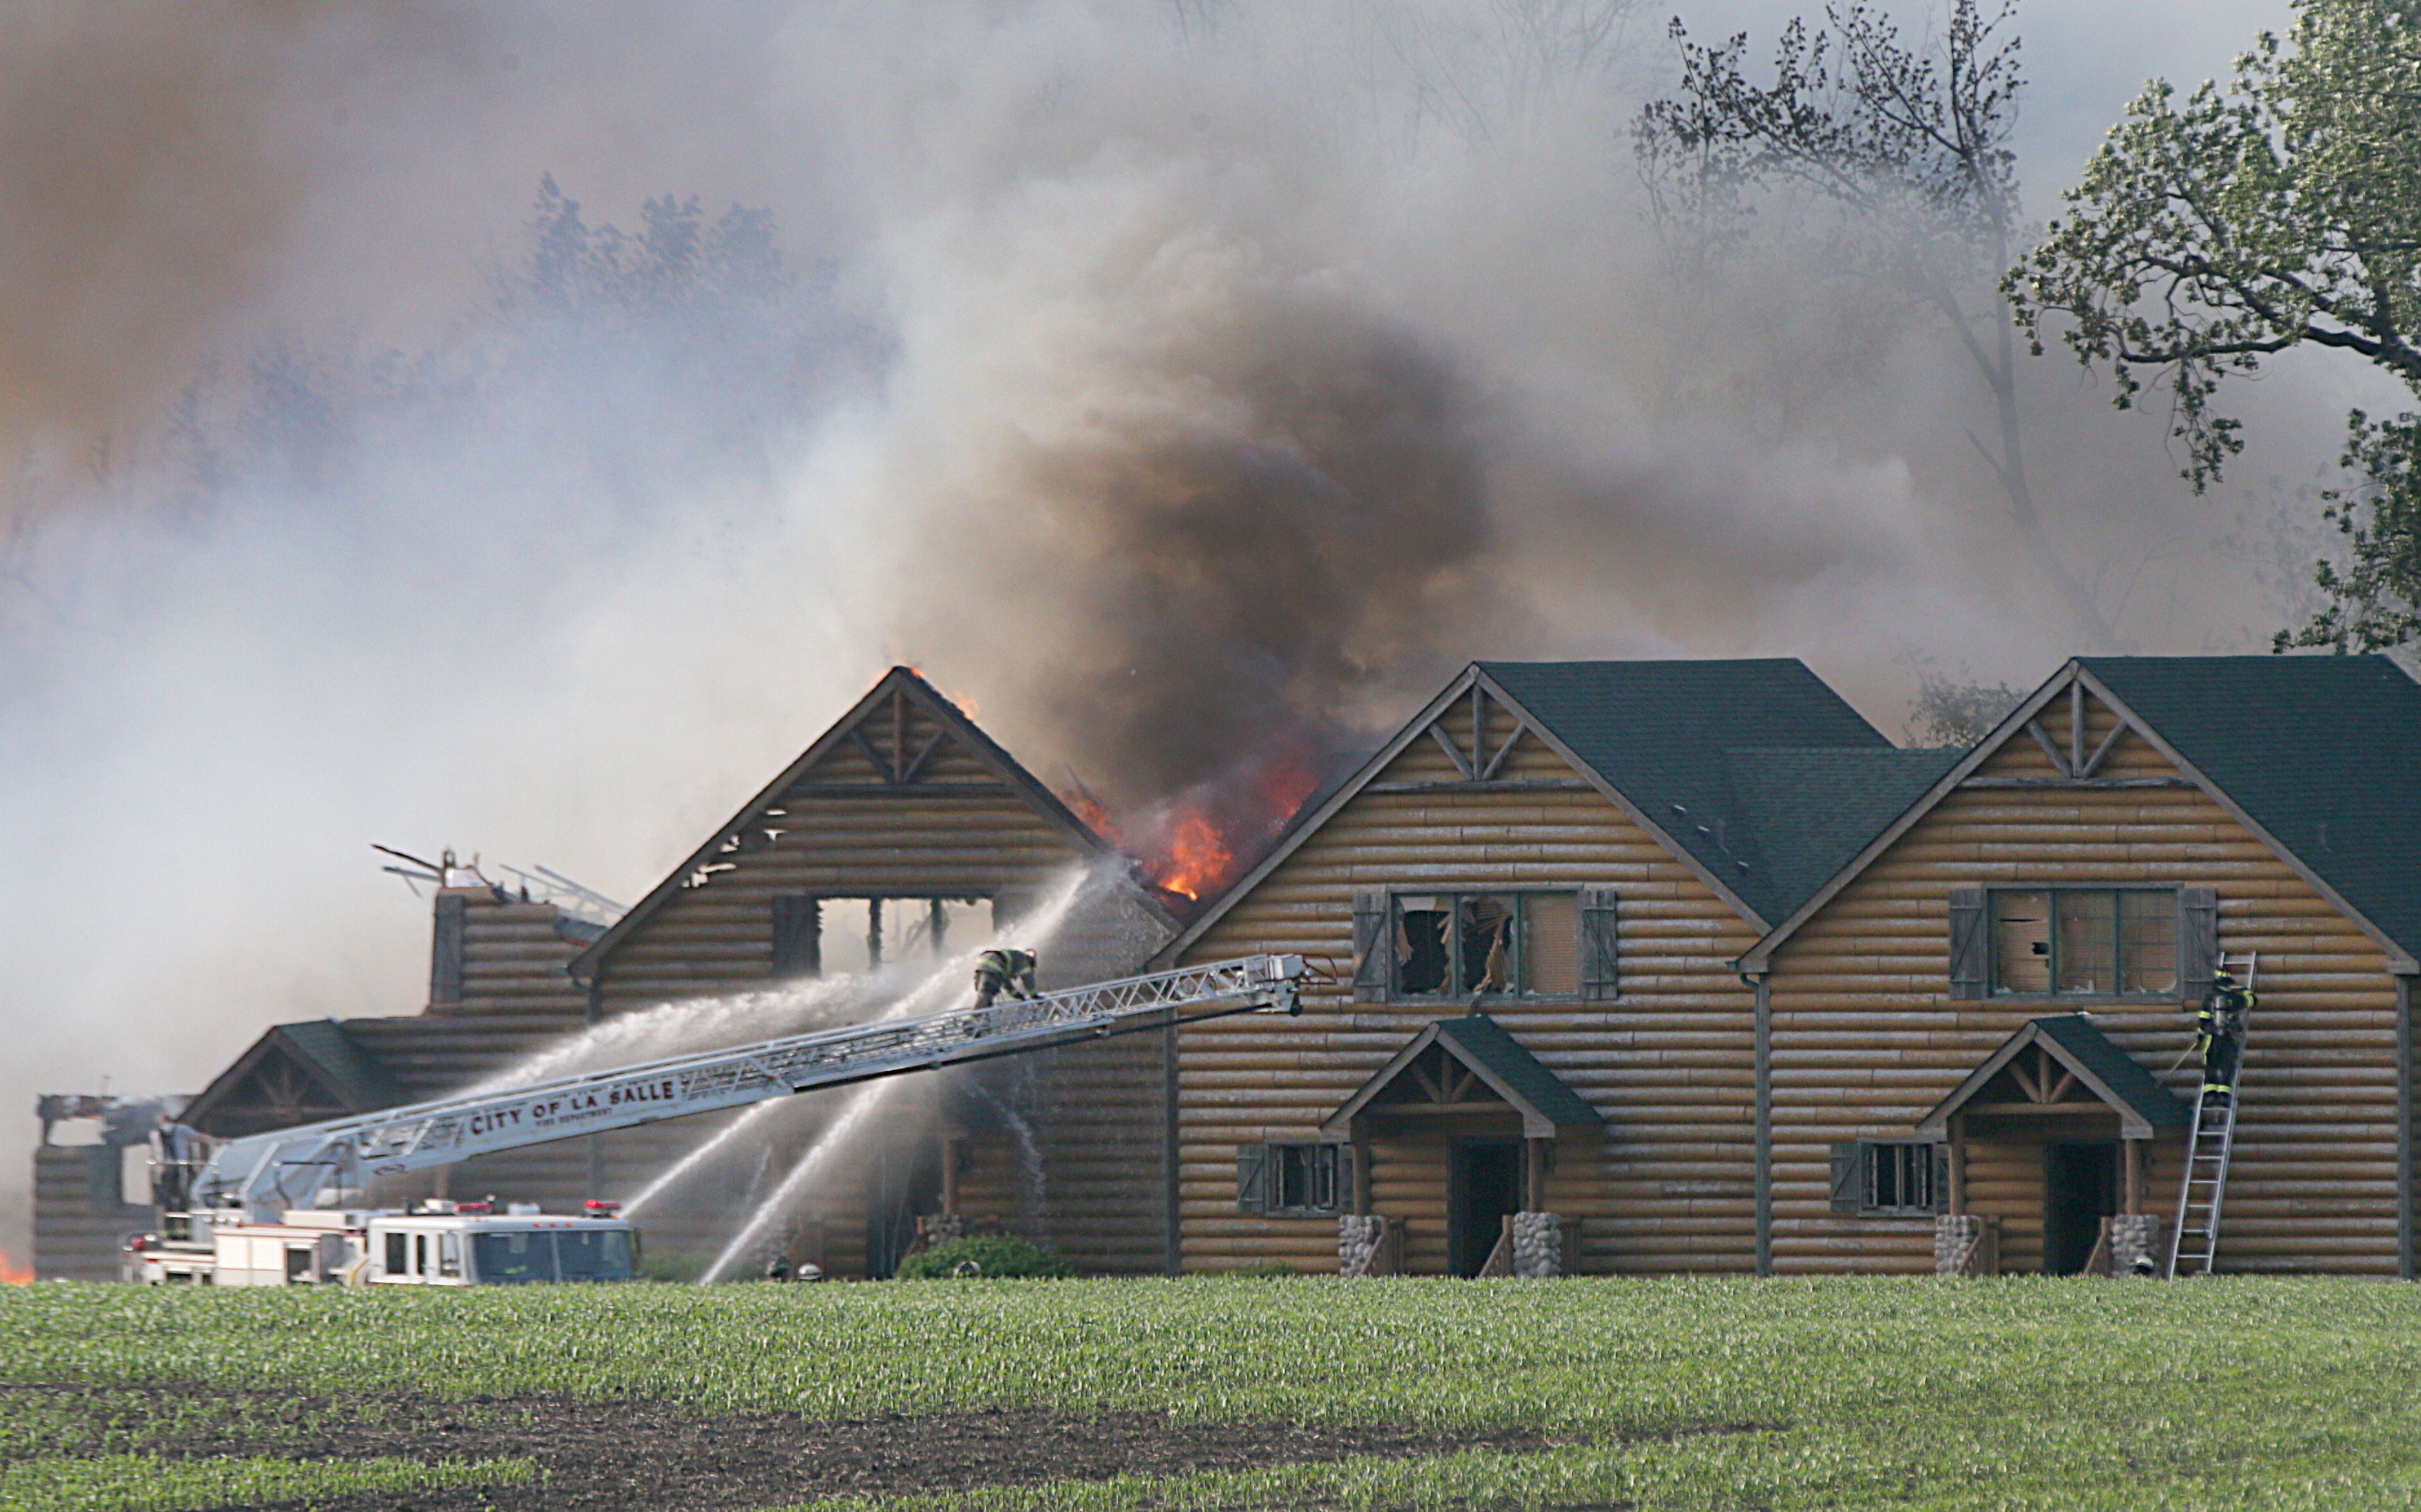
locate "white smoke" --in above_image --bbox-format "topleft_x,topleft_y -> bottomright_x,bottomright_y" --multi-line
0,0 -> 2362,1260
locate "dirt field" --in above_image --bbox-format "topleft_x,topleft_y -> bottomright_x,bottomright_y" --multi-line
8,1382 -> 1555,1511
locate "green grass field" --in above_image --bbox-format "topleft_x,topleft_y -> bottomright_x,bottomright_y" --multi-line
5,1275 -> 2419,1511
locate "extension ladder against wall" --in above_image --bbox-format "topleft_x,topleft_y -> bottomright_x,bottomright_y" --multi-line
2164,950 -> 2259,1279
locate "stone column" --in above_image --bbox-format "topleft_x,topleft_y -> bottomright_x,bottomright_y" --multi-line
2110,1214 -> 2163,1277
1510,1212 -> 1564,1278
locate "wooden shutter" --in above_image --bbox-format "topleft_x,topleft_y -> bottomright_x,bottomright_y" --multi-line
429,893 -> 466,1007
1351,891 -> 1389,1002
1580,886 -> 1620,1002
1235,1144 -> 1272,1214
2179,886 -> 2219,1001
1829,1142 -> 1865,1213
770,896 -> 821,978
1930,1144 -> 1951,1215
1947,887 -> 1988,1000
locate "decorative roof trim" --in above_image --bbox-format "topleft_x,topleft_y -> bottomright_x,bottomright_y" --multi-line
1317,1015 -> 1601,1140
572,667 -> 1163,982
1915,1014 -> 2189,1141
1158,663 -> 1773,966
1737,661 -> 2101,972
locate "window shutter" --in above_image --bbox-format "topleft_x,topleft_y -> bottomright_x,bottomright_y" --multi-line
1829,1142 -> 1864,1213
1351,891 -> 1389,1002
1930,1144 -> 1951,1215
1580,886 -> 1620,1001
1235,1144 -> 1272,1214
1947,887 -> 1987,1000
2179,886 -> 2219,1001
770,896 -> 821,978
430,893 -> 466,1007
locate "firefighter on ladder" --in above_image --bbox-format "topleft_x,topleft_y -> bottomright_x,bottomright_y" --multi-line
2192,967 -> 2255,1104
971,948 -> 1038,1011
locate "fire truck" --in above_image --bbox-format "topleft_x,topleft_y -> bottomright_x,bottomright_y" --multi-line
131,1200 -> 638,1286
129,955 -> 1303,1285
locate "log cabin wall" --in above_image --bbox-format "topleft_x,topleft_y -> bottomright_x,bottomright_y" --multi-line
573,671 -> 1178,1275
1177,693 -> 1763,1275
1766,681 -> 2402,1275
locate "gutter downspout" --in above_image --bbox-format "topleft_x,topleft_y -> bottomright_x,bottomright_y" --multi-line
2401,972 -> 2415,1281
1741,967 -> 1772,1277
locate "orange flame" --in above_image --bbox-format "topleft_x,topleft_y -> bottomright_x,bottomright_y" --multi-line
1062,751 -> 1322,905
1153,810 -> 1232,902
0,1250 -> 32,1285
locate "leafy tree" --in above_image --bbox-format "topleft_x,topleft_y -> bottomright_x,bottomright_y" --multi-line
2007,0 -> 2421,649
1905,667 -> 2022,746
1637,1 -> 2121,647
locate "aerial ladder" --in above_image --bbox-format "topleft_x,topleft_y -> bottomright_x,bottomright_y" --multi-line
188,954 -> 1308,1223
2163,950 -> 2258,1279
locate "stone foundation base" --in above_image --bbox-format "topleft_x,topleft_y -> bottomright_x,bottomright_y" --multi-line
1934,1213 -> 1999,1277
1338,1214 -> 1402,1277
2110,1215 -> 2163,1277
1511,1212 -> 1564,1278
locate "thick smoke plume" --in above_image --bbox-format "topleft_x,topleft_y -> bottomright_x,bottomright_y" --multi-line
0,1 -> 2355,1255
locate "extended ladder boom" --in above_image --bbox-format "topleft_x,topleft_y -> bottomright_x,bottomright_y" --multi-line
194,954 -> 1305,1219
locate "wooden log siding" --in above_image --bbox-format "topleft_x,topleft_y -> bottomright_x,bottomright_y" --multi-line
580,693 -> 1175,1275
1768,689 -> 2402,1275
590,719 -> 1080,1014
1177,697 -> 1761,1274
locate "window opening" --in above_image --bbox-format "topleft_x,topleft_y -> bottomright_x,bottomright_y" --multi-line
439,1232 -> 462,1279
799,897 -> 992,978
384,1232 -> 406,1276
412,1233 -> 428,1277
1248,1143 -> 1341,1216
1992,888 -> 2178,998
1392,892 -> 1577,999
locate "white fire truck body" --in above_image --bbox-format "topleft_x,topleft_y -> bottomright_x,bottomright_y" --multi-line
132,1202 -> 637,1286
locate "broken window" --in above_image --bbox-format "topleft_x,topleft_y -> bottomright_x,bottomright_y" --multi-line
770,896 -> 992,978
1391,892 -> 1580,1000
1991,888 -> 2178,998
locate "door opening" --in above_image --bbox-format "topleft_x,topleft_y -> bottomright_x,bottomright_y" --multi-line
1448,1139 -> 1523,1277
2044,1141 -> 2119,1275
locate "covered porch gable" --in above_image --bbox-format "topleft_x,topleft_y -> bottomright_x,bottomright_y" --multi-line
1916,1013 -> 2191,1144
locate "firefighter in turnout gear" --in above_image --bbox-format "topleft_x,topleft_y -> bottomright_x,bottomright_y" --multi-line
971,948 -> 1038,1011
2194,969 -> 2254,1102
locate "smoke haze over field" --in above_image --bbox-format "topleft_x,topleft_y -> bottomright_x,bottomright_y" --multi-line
0,1 -> 2360,1251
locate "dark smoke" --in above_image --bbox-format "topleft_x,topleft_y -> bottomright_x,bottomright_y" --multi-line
0,1 -> 2362,1263
928,299 -> 1512,809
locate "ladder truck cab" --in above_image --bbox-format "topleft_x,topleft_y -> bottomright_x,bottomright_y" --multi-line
368,1201 -> 638,1286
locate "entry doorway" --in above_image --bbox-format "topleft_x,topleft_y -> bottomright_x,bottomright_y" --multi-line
1448,1139 -> 1523,1277
2044,1141 -> 2119,1275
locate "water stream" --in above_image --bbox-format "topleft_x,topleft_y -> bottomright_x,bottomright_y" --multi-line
694,868 -> 1093,1283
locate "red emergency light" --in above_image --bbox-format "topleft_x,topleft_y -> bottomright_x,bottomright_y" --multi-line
454,1201 -> 494,1214
583,1199 -> 621,1217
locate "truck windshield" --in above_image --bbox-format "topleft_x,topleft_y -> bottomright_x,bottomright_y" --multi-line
556,1228 -> 634,1281
471,1230 -> 557,1283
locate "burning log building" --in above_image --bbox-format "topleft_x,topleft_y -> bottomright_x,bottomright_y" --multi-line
32,655 -> 2421,1279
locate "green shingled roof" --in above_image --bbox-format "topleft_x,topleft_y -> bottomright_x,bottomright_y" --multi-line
1917,1013 -> 2192,1139
2031,1014 -> 2193,1129
270,1021 -> 410,1111
1724,747 -> 1967,920
1477,660 -> 1925,923
1432,1015 -> 1604,1128
2083,656 -> 2421,961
